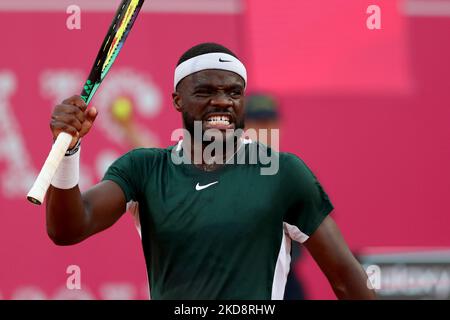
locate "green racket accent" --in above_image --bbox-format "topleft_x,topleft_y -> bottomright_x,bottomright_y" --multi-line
80,81 -> 101,105
27,0 -> 146,205
80,0 -> 145,105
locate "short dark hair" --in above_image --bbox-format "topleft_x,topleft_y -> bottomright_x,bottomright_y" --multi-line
177,42 -> 238,66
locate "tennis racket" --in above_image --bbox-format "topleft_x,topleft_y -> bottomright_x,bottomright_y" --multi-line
27,0 -> 146,205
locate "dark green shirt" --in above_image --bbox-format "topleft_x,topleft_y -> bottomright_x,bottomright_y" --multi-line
103,141 -> 333,299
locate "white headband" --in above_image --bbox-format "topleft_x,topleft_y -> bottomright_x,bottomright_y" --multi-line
174,52 -> 247,90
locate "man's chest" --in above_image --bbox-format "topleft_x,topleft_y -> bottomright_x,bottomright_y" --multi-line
140,165 -> 283,243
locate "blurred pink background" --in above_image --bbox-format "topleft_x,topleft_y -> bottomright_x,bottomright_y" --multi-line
0,0 -> 449,299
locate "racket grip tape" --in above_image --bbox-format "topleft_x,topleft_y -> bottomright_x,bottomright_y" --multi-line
26,132 -> 73,205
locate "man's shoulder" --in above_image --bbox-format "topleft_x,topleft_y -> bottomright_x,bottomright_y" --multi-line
278,150 -> 302,163
127,146 -> 174,157
243,141 -> 310,176
112,146 -> 176,168
275,150 -> 312,176
245,141 -> 297,158
124,144 -> 179,159
246,142 -> 301,164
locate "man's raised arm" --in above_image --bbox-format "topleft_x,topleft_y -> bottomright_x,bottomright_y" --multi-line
45,95 -> 127,245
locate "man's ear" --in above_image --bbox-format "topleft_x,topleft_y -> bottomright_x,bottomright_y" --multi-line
172,92 -> 182,112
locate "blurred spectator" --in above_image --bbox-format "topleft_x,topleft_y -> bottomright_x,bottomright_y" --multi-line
244,93 -> 280,151
245,92 -> 306,300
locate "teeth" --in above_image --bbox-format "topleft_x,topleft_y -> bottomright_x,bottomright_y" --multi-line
206,115 -> 230,125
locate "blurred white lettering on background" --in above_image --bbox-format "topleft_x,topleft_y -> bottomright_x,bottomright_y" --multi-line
0,71 -> 36,197
367,5 -> 382,30
66,5 -> 81,30
66,265 -> 82,290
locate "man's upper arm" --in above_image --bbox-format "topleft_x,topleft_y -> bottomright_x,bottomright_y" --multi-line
82,180 -> 128,239
303,216 -> 376,299
282,153 -> 334,240
303,216 -> 357,275
82,149 -> 149,239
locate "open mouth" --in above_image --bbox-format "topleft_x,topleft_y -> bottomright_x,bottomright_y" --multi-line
204,113 -> 234,129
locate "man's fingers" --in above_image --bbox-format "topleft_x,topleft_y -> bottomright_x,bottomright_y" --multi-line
50,121 -> 79,138
55,104 -> 85,124
50,96 -> 96,149
85,107 -> 98,123
61,95 -> 79,105
61,95 -> 87,112
79,107 -> 98,137
51,112 -> 83,132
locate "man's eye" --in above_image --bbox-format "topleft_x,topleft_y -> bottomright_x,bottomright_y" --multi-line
230,90 -> 242,97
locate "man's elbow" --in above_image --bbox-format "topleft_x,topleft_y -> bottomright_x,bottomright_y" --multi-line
47,227 -> 84,246
330,269 -> 377,300
330,281 -> 357,300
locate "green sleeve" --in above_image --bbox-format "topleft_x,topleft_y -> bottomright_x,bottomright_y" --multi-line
102,150 -> 143,203
281,153 -> 334,238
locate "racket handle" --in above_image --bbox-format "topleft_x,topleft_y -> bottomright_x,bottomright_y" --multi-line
27,132 -> 73,205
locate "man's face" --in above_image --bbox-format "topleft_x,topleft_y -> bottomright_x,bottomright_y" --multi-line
172,69 -> 246,144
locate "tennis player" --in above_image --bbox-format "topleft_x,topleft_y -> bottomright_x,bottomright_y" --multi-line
46,43 -> 376,300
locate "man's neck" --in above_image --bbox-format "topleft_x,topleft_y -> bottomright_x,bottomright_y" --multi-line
182,138 -> 243,172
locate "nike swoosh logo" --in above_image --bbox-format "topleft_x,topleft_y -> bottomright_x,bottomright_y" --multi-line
195,181 -> 219,191
219,58 -> 232,63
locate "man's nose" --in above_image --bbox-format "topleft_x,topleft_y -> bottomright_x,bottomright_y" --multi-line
210,92 -> 233,108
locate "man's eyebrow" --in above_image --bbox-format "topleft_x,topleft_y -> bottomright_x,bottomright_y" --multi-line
193,84 -> 216,90
228,84 -> 244,90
